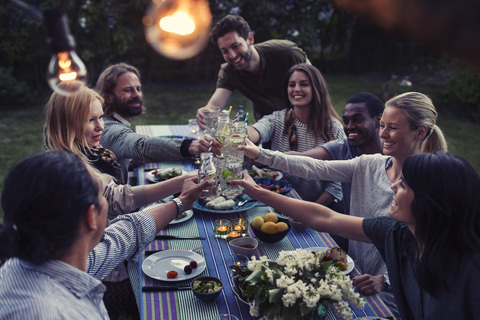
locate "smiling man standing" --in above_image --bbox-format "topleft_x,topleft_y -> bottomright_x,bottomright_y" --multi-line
196,15 -> 310,127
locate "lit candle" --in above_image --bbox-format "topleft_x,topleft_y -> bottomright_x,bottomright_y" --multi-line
218,226 -> 227,232
229,231 -> 239,238
234,225 -> 243,231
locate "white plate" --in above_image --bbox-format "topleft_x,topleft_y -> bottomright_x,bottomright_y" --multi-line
146,168 -> 184,183
142,202 -> 194,225
309,247 -> 355,274
193,194 -> 258,214
142,250 -> 206,282
170,210 -> 194,224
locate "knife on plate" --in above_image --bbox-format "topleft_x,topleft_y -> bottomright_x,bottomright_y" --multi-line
142,286 -> 191,292
155,235 -> 205,240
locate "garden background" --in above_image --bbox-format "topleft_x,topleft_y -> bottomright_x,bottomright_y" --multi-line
1,0 -> 480,220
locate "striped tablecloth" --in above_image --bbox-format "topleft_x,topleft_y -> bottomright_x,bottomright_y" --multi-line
128,125 -> 395,320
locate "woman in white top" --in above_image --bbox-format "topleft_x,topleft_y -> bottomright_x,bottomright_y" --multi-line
247,63 -> 345,207
241,92 -> 448,317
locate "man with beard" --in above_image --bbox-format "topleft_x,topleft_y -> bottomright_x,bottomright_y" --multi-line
96,63 -> 221,182
288,92 -> 384,215
196,15 -> 310,128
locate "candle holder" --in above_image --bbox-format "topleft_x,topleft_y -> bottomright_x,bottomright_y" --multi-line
227,230 -> 240,242
226,254 -> 249,276
214,219 -> 231,239
232,218 -> 248,236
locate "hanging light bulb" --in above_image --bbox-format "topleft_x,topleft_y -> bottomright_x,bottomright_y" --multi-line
44,9 -> 87,96
143,0 -> 212,60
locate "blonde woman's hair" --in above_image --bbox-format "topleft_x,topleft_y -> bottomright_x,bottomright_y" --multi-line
43,81 -> 104,163
386,92 -> 448,153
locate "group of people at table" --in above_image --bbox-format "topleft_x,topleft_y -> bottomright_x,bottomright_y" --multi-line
0,14 -> 479,320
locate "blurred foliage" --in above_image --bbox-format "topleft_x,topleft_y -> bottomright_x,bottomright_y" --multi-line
442,61 -> 480,123
1,0 -> 479,120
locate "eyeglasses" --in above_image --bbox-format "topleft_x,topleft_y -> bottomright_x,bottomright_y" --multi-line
289,125 -> 297,151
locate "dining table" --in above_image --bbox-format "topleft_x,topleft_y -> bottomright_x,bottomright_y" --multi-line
127,124 -> 396,320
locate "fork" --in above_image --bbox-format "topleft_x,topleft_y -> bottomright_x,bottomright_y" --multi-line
237,199 -> 256,206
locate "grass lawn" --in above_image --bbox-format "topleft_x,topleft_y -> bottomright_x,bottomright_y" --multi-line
1,74 -> 479,221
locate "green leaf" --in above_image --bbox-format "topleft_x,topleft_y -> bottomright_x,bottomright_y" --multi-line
268,288 -> 283,304
245,269 -> 263,285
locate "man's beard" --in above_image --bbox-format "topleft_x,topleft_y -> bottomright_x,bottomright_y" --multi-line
112,94 -> 143,118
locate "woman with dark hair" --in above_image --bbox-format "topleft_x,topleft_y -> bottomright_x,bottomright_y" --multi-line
43,81 -> 198,319
241,91 -> 448,317
231,151 -> 480,319
247,63 -> 345,208
0,150 -> 208,318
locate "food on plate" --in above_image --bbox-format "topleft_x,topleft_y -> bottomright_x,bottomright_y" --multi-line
326,247 -> 347,262
192,279 -> 222,294
184,265 -> 193,274
153,168 -> 182,181
251,212 -> 288,235
189,260 -> 198,268
256,182 -> 285,193
167,270 -> 178,278
206,196 -> 235,210
175,211 -> 188,220
263,212 -> 278,223
321,247 -> 348,271
248,165 -> 280,179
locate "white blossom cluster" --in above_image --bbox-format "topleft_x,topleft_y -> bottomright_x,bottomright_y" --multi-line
244,249 -> 365,320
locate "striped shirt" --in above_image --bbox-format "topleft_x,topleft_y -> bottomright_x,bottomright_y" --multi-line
0,211 -> 156,319
252,109 -> 345,202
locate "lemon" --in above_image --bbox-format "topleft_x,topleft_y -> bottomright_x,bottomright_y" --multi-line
261,221 -> 278,234
251,216 -> 264,230
276,222 -> 289,232
263,212 -> 278,223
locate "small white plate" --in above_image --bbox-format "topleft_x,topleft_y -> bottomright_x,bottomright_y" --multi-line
309,247 -> 355,274
143,202 -> 193,225
170,210 -> 194,225
142,250 -> 206,282
146,168 -> 184,183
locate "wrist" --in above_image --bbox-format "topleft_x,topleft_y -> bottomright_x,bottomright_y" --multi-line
383,272 -> 391,290
171,198 -> 185,218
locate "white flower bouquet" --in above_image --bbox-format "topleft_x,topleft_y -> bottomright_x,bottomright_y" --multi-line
232,249 -> 365,320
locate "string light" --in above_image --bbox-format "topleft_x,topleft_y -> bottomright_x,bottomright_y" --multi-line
44,8 -> 87,96
143,0 -> 212,60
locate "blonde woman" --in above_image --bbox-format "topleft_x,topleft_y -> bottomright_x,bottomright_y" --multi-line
43,81 -> 196,319
44,81 -> 195,220
240,92 -> 447,318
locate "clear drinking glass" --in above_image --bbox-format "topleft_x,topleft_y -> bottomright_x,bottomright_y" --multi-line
222,130 -> 246,163
203,106 -> 220,137
220,162 -> 243,199
188,119 -> 200,138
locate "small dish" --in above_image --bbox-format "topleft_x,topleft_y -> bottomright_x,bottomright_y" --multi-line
190,276 -> 223,302
251,216 -> 291,244
253,178 -> 292,195
229,237 -> 258,257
